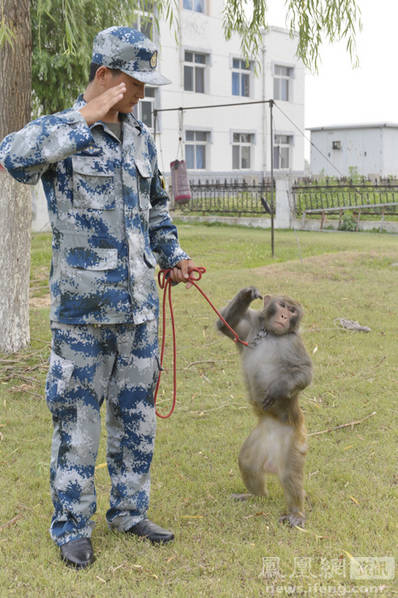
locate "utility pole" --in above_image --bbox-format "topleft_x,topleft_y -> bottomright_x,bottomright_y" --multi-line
269,99 -> 275,258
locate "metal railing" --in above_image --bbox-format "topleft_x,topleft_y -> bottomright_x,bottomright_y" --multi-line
176,178 -> 275,215
292,177 -> 398,217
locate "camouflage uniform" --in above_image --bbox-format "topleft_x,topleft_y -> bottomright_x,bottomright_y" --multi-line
0,28 -> 187,546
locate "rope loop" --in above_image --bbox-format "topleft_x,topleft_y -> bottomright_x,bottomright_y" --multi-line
186,265 -> 206,281
158,265 -> 206,289
154,267 -> 248,419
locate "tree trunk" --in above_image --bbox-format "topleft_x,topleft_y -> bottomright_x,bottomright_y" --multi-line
0,0 -> 32,353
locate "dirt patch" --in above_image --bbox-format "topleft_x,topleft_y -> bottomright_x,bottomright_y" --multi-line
254,250 -> 393,281
30,294 -> 51,308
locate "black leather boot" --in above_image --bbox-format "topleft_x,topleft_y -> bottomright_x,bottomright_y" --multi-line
126,519 -> 174,544
60,537 -> 95,569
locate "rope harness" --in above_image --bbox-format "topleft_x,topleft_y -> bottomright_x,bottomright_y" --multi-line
154,267 -> 248,418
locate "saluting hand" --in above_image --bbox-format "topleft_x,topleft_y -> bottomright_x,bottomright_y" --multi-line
79,83 -> 127,125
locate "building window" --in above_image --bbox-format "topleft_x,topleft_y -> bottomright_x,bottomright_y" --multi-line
273,65 -> 294,101
183,0 -> 205,13
131,1 -> 154,39
185,130 -> 209,169
133,87 -> 156,129
184,51 -> 207,93
274,135 -> 293,169
232,133 -> 254,169
232,58 -> 251,97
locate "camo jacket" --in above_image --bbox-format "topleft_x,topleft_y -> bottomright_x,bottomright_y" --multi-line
0,95 -> 189,325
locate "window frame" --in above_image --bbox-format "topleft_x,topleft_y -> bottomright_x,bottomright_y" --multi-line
231,57 -> 252,98
183,0 -> 206,13
273,134 -> 294,170
133,86 -> 156,130
232,131 -> 255,170
184,129 -> 211,170
131,2 -> 155,39
183,50 -> 208,94
273,64 -> 295,102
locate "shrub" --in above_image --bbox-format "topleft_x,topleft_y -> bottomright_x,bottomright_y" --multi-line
339,211 -> 357,231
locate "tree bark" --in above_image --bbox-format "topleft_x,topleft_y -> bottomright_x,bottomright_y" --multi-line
0,0 -> 32,353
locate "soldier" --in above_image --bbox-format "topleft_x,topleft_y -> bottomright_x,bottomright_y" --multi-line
0,27 -> 196,568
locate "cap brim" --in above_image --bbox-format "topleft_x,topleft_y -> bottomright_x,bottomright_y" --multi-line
120,68 -> 171,86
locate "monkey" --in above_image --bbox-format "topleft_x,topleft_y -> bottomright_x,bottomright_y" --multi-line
216,287 -> 313,527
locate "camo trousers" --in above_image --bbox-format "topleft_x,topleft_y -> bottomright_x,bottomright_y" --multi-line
46,320 -> 159,546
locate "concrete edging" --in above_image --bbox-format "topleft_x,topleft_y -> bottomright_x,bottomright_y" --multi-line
173,213 -> 398,233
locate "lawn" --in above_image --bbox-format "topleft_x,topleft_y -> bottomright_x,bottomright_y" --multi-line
0,226 -> 397,597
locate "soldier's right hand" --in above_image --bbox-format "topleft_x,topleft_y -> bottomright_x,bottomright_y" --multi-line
79,83 -> 127,125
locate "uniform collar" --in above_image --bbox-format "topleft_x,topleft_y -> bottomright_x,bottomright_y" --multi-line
119,111 -> 144,135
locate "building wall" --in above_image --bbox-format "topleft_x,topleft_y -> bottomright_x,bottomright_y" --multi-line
31,2 -> 306,231
382,128 -> 398,176
264,28 -> 305,174
153,0 -> 305,178
310,126 -> 398,177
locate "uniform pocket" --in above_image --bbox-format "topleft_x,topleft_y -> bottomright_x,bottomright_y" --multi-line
152,354 -> 161,389
135,159 -> 152,211
72,155 -> 115,210
143,249 -> 157,269
60,247 -> 119,306
45,351 -> 74,417
66,247 -> 118,271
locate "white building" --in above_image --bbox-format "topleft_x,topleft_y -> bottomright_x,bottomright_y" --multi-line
134,0 -> 305,180
309,123 -> 398,178
32,1 -> 305,231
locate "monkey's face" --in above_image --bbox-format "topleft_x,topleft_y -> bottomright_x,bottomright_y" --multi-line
263,296 -> 302,335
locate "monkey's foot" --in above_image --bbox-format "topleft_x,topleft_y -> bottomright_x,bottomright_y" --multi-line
231,493 -> 252,501
279,513 -> 305,528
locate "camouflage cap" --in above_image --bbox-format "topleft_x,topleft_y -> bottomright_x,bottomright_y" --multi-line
92,26 -> 171,86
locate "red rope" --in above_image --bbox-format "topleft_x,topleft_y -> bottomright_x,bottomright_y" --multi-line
154,266 -> 248,418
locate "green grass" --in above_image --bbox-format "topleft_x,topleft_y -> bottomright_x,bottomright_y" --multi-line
1,227 -> 397,597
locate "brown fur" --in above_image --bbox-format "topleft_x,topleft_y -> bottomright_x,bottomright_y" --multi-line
217,287 -> 312,527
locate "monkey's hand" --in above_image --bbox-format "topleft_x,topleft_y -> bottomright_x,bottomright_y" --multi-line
263,380 -> 290,409
240,287 -> 263,304
217,287 -> 262,342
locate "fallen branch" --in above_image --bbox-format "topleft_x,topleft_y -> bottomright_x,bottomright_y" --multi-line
0,362 -> 47,375
308,411 -> 376,437
0,359 -> 24,364
335,318 -> 371,333
185,360 -> 217,369
0,375 -> 41,387
0,514 -> 23,532
187,403 -> 248,415
10,388 -> 42,399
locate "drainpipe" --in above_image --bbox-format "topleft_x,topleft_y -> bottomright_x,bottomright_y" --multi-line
261,33 -> 267,177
